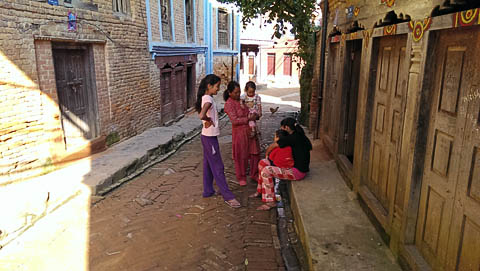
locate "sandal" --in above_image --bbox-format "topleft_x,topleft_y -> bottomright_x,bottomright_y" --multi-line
225,199 -> 241,208
256,203 -> 276,211
248,192 -> 260,198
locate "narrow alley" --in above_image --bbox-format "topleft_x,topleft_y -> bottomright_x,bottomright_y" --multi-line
88,102 -> 300,270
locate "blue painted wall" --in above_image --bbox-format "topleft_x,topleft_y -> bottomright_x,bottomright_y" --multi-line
145,0 -> 240,75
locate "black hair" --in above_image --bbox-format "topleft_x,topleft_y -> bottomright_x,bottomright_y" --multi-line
224,81 -> 240,101
244,81 -> 256,93
195,74 -> 221,113
280,117 -> 305,135
275,129 -> 289,140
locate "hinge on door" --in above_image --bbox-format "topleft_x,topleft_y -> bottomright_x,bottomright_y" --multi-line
344,133 -> 348,141
351,52 -> 355,61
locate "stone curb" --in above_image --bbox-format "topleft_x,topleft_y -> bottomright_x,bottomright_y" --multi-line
92,113 -> 227,196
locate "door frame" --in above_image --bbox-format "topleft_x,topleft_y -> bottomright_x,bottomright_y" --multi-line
336,39 -> 363,185
51,42 -> 100,146
357,34 -> 410,235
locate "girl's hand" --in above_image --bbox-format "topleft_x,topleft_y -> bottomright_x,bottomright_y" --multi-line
248,113 -> 257,121
203,117 -> 214,128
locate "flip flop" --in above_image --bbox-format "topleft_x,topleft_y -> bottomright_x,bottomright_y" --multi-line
225,199 -> 241,208
256,203 -> 275,211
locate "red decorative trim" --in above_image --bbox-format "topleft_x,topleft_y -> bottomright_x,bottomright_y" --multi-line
381,0 -> 395,7
354,7 -> 360,17
408,18 -> 432,42
453,8 -> 479,28
362,29 -> 372,48
383,24 -> 397,35
331,35 -> 341,43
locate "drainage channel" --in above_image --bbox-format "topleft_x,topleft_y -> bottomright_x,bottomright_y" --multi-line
275,179 -> 308,271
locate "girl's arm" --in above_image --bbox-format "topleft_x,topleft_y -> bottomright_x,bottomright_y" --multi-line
199,102 -> 214,127
265,142 -> 278,159
257,96 -> 262,118
224,101 -> 249,126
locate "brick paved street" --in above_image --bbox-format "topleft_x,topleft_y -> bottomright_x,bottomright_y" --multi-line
88,107 -> 298,270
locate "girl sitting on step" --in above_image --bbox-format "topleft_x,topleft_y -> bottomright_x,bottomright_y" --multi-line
252,117 -> 312,211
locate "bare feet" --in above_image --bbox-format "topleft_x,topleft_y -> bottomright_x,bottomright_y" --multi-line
256,203 -> 275,211
248,192 -> 260,198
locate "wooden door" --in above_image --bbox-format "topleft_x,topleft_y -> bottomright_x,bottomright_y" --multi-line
174,65 -> 185,116
342,40 -> 362,163
416,28 -> 480,271
186,65 -> 194,109
366,35 -> 407,216
53,48 -> 96,149
322,43 -> 339,142
248,56 -> 254,75
161,69 -> 174,123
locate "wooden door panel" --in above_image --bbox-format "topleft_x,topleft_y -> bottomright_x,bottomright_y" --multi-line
175,67 -> 185,116
416,28 -> 479,270
366,35 -> 407,213
53,48 -> 93,148
444,28 -> 480,271
323,43 -> 338,139
161,70 -> 174,123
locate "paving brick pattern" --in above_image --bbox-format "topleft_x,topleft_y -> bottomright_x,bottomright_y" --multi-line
89,110 -> 296,270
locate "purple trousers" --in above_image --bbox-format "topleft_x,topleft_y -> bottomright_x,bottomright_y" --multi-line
201,135 -> 235,201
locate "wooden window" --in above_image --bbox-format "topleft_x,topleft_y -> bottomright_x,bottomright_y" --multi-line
113,0 -> 129,14
161,0 -> 172,41
218,10 -> 229,47
185,0 -> 194,43
267,53 -> 275,76
283,54 -> 292,76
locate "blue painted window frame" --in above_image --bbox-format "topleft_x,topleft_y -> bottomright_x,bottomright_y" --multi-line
183,0 -> 196,44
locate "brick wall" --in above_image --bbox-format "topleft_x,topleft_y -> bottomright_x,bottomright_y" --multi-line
0,0 -> 154,183
213,55 -> 238,89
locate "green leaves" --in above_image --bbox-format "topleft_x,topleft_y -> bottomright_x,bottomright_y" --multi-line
219,0 -> 319,123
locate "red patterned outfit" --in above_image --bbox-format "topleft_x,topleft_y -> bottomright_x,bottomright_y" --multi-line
224,98 -> 260,184
258,131 -> 312,203
257,146 -> 295,202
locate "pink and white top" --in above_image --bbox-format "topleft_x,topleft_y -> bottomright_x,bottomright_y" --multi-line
201,95 -> 220,136
241,93 -> 261,113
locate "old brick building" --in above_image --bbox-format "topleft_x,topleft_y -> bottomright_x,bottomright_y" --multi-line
0,0 -> 239,184
309,0 -> 480,269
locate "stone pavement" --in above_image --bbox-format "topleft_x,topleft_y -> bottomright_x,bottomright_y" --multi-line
0,87 -> 403,270
289,139 -> 402,271
88,109 -> 297,270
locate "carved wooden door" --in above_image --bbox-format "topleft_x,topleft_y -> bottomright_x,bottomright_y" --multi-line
366,35 -> 407,218
174,65 -> 185,117
416,27 -> 480,271
161,69 -> 174,123
53,48 -> 96,149
323,43 -> 339,141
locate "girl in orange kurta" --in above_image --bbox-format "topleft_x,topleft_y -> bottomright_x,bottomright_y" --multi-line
223,81 -> 261,186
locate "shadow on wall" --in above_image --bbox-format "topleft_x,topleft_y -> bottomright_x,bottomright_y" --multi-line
0,49 -> 93,270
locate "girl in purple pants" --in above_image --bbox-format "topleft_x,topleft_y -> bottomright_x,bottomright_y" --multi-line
195,74 -> 241,208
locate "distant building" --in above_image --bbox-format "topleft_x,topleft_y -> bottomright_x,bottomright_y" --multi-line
239,17 -> 300,88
